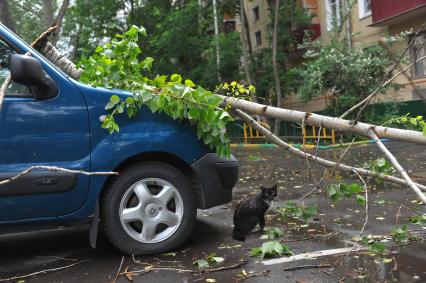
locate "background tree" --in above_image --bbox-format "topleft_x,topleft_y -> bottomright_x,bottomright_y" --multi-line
250,0 -> 311,131
1,0 -> 70,46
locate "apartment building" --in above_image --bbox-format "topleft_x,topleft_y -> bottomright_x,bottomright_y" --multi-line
241,0 -> 426,115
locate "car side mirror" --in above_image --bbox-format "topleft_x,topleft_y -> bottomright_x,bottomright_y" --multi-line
10,54 -> 58,100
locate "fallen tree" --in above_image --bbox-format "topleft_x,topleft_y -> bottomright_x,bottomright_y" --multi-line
0,26 -> 425,206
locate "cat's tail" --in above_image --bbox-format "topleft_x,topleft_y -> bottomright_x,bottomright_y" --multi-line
232,228 -> 246,242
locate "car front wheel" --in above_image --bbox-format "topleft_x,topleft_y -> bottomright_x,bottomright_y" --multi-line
101,162 -> 197,255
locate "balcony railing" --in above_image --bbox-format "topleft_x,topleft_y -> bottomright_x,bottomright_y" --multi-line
371,0 -> 426,25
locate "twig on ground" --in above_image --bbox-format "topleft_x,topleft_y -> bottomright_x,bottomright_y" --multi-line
0,165 -> 118,187
0,259 -> 89,282
395,204 -> 402,225
281,231 -> 340,242
112,256 -> 124,283
353,170 -> 369,243
236,270 -> 270,282
283,264 -> 331,271
151,258 -> 183,264
35,255 -> 80,262
126,260 -> 247,276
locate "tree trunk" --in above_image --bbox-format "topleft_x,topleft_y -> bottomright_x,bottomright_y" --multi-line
40,42 -> 81,79
42,0 -> 54,30
272,0 -> 282,135
212,0 -> 221,82
220,95 -> 426,145
51,0 -> 70,45
70,31 -> 80,62
242,1 -> 253,55
240,0 -> 253,89
240,0 -> 260,109
0,0 -> 17,33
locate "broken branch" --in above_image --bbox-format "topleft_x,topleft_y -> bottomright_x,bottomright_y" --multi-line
130,260 -> 247,274
232,109 -> 426,192
0,165 -> 118,187
0,259 -> 89,282
262,247 -> 366,266
283,264 -> 331,271
368,130 -> 426,204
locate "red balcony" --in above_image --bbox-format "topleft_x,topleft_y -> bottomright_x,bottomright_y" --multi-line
371,0 -> 426,26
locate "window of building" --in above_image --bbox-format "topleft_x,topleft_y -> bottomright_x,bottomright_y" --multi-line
358,0 -> 372,19
255,31 -> 262,46
253,6 -> 260,22
411,31 -> 426,78
325,0 -> 340,31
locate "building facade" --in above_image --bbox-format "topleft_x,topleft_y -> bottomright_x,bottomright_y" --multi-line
240,0 -> 426,115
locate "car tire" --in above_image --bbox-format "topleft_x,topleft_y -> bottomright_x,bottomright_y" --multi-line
101,161 -> 197,255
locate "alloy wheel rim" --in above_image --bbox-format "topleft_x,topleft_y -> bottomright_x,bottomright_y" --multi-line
119,178 -> 184,243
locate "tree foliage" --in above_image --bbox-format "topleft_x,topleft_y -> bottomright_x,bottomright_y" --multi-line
250,1 -> 311,103
295,38 -> 393,117
78,26 -> 235,157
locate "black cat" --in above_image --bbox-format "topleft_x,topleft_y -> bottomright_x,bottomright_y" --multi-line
232,184 -> 278,241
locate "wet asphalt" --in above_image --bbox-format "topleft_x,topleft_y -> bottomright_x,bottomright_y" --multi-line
0,141 -> 425,283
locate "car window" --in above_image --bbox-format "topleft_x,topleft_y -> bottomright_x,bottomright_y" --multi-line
0,38 -> 31,96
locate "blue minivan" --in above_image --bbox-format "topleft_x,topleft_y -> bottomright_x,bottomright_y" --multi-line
0,23 -> 238,255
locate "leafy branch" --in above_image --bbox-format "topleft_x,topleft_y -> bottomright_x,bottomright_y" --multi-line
78,25 -> 242,158
326,183 -> 366,206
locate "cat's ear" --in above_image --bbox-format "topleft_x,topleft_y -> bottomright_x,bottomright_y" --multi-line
260,186 -> 266,192
272,184 -> 278,190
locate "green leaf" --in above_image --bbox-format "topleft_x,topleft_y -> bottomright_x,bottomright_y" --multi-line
250,247 -> 262,257
105,101 -> 116,110
110,95 -> 120,104
185,79 -> 196,88
193,259 -> 209,269
356,195 -> 366,206
188,108 -> 199,120
170,74 -> 182,83
95,46 -> 103,53
140,91 -> 153,102
423,126 -> 426,136
350,184 -> 363,194
410,118 -> 418,126
409,214 -> 426,225
262,227 -> 284,239
370,242 -> 386,253
116,104 -> 124,114
377,158 -> 386,167
125,25 -> 140,37
113,123 -> 120,133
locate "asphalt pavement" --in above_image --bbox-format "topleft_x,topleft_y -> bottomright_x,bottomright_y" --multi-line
0,141 -> 425,283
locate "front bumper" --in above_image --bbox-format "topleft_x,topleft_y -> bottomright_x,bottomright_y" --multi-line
191,153 -> 239,209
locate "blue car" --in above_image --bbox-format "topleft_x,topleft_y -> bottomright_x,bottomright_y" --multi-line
0,23 -> 238,255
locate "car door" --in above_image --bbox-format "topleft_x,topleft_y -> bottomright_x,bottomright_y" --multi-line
0,36 -> 91,222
